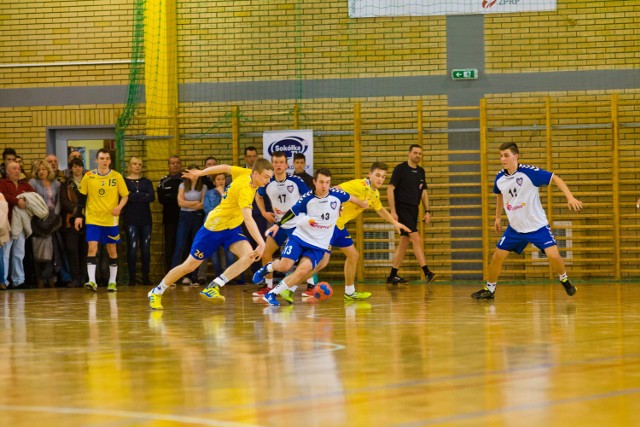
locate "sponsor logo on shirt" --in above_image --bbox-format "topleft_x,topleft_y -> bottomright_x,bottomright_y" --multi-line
506,202 -> 526,211
308,218 -> 332,229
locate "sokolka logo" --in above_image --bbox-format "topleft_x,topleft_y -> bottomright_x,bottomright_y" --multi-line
482,0 -> 497,8
267,136 -> 309,159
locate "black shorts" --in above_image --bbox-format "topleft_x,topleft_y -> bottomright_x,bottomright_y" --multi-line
396,203 -> 418,236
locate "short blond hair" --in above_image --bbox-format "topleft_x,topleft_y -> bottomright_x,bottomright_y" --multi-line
32,159 -> 55,181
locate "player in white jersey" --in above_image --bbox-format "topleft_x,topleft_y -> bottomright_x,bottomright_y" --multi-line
472,142 -> 583,300
253,152 -> 310,298
253,168 -> 368,306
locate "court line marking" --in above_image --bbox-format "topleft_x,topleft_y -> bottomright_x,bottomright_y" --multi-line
391,387 -> 640,426
0,405 -> 265,427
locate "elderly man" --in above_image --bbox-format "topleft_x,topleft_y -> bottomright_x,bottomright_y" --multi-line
0,161 -> 35,288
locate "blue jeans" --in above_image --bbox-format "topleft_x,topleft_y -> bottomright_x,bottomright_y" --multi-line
171,210 -> 204,271
126,224 -> 152,283
3,233 -> 26,286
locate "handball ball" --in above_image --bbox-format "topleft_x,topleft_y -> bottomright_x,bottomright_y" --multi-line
313,281 -> 333,301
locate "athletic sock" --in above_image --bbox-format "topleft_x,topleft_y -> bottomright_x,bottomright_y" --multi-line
559,272 -> 568,282
212,274 -> 229,288
108,257 -> 118,283
390,268 -> 399,277
345,284 -> 355,295
421,265 -> 431,277
486,282 -> 496,293
271,280 -> 289,295
87,256 -> 97,284
152,280 -> 169,295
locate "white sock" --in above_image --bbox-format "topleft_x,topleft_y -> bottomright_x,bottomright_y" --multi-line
266,263 -> 273,273
290,285 -> 298,292
559,272 -> 568,281
152,280 -> 169,295
486,282 -> 496,293
271,280 -> 289,295
109,265 -> 118,284
266,277 -> 273,287
87,263 -> 96,284
345,284 -> 355,295
212,274 -> 229,288
306,277 -> 315,286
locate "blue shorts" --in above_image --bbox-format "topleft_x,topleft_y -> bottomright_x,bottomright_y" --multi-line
190,226 -> 248,261
497,225 -> 557,254
281,235 -> 327,269
331,226 -> 353,249
86,224 -> 120,244
267,226 -> 294,246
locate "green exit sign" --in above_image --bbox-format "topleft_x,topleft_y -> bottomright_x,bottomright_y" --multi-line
451,68 -> 478,80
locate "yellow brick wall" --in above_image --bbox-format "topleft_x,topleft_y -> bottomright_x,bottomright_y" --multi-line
0,0 -> 133,87
177,0 -> 447,82
485,0 -> 640,72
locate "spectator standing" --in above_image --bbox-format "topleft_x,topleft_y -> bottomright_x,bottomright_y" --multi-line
0,194 -> 9,290
1,148 -> 17,179
123,157 -> 155,286
157,156 -> 183,272
60,157 -> 87,288
292,153 -> 315,191
0,161 -> 35,288
171,164 -> 207,285
29,160 -> 62,288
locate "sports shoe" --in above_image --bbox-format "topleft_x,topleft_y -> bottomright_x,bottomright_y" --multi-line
471,287 -> 495,300
252,285 -> 271,297
561,278 -> 577,296
344,290 -> 372,301
252,264 -> 271,285
301,285 -> 315,298
263,291 -> 280,306
280,289 -> 294,304
84,281 -> 97,292
425,271 -> 437,284
148,291 -> 163,310
386,275 -> 408,285
200,286 -> 225,303
107,282 -> 117,292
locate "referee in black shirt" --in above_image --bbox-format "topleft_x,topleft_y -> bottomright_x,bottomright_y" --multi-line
386,144 -> 436,284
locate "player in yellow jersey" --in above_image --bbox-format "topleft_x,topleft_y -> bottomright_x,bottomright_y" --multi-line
308,162 -> 410,301
147,159 -> 274,310
74,148 -> 129,292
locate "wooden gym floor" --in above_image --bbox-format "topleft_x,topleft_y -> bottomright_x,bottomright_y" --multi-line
1,281 -> 639,426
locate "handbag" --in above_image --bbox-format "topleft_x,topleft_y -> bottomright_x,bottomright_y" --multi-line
32,235 -> 53,262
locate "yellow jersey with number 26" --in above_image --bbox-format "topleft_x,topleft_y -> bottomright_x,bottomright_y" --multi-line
204,166 -> 257,232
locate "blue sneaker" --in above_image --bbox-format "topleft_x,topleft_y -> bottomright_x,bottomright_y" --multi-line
252,263 -> 271,285
263,291 -> 280,306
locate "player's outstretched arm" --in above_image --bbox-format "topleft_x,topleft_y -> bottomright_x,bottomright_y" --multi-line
376,206 -> 411,234
183,164 -> 232,180
242,207 -> 265,260
552,175 -> 583,212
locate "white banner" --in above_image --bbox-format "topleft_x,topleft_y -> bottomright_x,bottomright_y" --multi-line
263,130 -> 314,175
349,0 -> 557,18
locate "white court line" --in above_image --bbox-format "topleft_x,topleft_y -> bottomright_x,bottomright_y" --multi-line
0,405 -> 264,427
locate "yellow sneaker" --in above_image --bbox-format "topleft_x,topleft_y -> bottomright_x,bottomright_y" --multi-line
200,286 -> 225,303
148,291 -> 163,310
280,289 -> 295,304
344,290 -> 372,301
84,281 -> 97,292
107,282 -> 117,292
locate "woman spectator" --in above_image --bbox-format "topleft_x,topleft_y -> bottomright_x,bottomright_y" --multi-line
171,163 -> 207,285
123,157 -> 154,286
29,160 -> 62,288
60,157 -> 87,288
